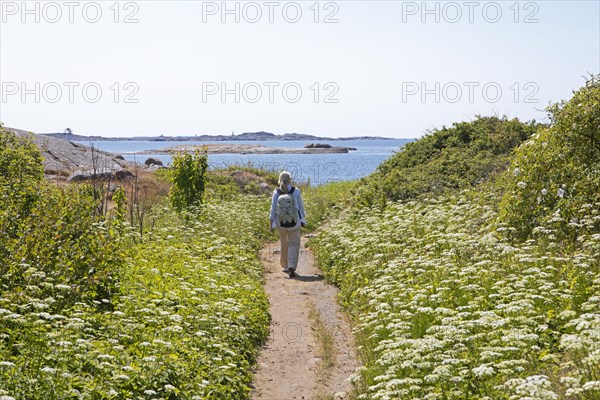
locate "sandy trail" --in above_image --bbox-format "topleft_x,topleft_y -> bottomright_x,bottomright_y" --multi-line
252,236 -> 358,400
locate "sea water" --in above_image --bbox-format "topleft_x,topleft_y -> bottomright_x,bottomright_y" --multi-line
76,139 -> 411,185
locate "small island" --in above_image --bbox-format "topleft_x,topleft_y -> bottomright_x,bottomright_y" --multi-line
137,143 -> 357,155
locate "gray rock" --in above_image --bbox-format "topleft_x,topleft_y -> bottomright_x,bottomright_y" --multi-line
67,171 -> 92,182
114,170 -> 135,180
144,157 -> 163,166
67,169 -> 134,182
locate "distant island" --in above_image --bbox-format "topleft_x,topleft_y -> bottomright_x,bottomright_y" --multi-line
42,131 -> 395,142
138,143 -> 357,155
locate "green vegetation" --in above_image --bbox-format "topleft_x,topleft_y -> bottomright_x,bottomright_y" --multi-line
0,129 -> 272,399
169,148 -> 209,211
314,193 -> 600,399
353,116 -> 541,206
0,129 -> 122,310
0,130 -> 45,261
499,77 -> 600,241
205,163 -> 278,201
312,77 -> 600,399
302,180 -> 358,230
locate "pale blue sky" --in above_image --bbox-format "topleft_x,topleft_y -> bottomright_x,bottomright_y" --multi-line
1,1 -> 598,138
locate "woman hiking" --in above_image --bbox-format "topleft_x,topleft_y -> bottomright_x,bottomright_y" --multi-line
269,171 -> 307,278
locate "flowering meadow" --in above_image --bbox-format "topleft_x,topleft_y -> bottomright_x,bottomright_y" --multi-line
313,192 -> 600,399
0,196 -> 271,399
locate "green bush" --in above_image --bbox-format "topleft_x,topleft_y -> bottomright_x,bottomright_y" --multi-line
169,148 -> 208,211
0,129 -> 121,309
499,76 -> 600,240
0,128 -> 44,259
353,116 -> 540,206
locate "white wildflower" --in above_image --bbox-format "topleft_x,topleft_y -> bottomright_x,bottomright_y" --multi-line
0,361 -> 15,367
582,381 -> 600,392
472,365 -> 495,378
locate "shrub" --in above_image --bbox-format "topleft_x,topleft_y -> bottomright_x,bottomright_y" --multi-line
353,116 -> 540,206
0,133 -> 123,310
498,75 -> 600,240
169,147 -> 208,211
0,128 -> 44,259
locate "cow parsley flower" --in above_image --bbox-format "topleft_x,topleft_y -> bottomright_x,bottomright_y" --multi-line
472,365 -> 495,378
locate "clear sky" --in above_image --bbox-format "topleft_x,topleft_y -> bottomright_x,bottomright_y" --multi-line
1,0 -> 598,138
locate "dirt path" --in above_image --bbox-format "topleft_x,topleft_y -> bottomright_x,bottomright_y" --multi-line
252,236 -> 359,400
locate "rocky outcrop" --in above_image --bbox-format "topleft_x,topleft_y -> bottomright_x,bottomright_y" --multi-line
305,143 -> 332,149
6,128 -> 129,176
7,127 -> 130,176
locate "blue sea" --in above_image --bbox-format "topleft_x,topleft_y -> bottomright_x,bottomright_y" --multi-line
76,139 -> 411,185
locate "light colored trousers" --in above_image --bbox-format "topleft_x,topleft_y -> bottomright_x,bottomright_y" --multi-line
278,226 -> 301,270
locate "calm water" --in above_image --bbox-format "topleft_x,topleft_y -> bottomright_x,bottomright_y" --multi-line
77,139 -> 411,185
